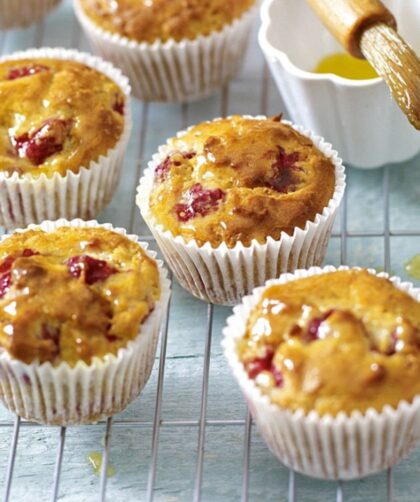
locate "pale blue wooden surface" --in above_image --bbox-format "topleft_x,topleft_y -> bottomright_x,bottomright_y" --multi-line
1,1 -> 420,501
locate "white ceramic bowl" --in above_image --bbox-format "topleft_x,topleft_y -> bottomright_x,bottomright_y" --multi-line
259,0 -> 420,169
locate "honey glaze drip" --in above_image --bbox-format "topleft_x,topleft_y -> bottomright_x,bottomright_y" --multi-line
87,451 -> 115,477
360,23 -> 420,130
405,255 -> 420,281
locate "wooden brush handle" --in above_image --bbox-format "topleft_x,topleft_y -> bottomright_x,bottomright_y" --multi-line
306,0 -> 396,57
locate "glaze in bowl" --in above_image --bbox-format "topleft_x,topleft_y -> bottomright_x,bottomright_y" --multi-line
259,0 -> 420,169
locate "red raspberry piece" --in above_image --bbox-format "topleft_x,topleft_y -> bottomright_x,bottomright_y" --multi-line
7,64 -> 49,80
267,146 -> 300,193
155,151 -> 197,182
155,156 -> 172,182
67,255 -> 117,285
0,248 -> 38,298
0,256 -> 15,275
174,183 -> 225,222
22,248 -> 38,258
305,309 -> 334,342
247,349 -> 284,388
271,365 -> 284,387
247,349 -> 274,379
13,118 -> 73,165
174,202 -> 194,222
182,151 -> 196,160
40,323 -> 60,358
274,146 -> 299,170
0,271 -> 12,299
113,97 -> 124,115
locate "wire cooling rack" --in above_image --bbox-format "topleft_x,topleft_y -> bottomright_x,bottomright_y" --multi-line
1,1 -> 420,501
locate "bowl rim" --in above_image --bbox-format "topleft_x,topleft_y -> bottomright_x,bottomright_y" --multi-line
259,0 -> 383,88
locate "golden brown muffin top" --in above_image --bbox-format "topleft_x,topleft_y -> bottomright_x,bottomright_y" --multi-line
0,58 -> 125,178
148,116 -> 336,248
0,227 -> 160,366
237,270 -> 420,416
80,0 -> 255,43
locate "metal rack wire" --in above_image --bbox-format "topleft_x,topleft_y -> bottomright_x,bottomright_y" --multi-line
1,3 -> 419,501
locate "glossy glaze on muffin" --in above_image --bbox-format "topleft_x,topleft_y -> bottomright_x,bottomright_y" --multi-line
0,227 -> 160,366
0,58 -> 125,177
237,270 -> 420,416
149,116 -> 336,248
79,0 -> 255,43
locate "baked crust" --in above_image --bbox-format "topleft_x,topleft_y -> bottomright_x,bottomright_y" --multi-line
149,116 -> 336,248
80,0 -> 255,43
238,270 -> 420,416
0,227 -> 160,366
0,58 -> 125,177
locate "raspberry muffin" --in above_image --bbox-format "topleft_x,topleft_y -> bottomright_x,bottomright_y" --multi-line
74,0 -> 257,101
0,220 -> 170,426
79,0 -> 255,43
0,0 -> 61,29
0,48 -> 132,229
223,267 -> 420,479
137,115 -> 345,305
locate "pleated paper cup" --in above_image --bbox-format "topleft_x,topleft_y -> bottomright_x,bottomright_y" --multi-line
223,266 -> 420,480
73,0 -> 257,102
0,0 -> 61,29
137,117 -> 346,306
0,219 -> 171,426
0,48 -> 132,230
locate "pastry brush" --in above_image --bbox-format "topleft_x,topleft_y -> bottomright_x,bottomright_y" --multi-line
306,0 -> 420,130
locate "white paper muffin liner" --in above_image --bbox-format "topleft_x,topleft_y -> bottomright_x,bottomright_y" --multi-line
0,48 -> 132,230
137,116 -> 346,306
0,219 -> 171,426
222,265 -> 420,480
73,0 -> 257,102
0,0 -> 61,29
